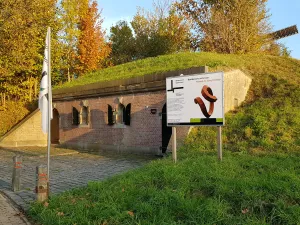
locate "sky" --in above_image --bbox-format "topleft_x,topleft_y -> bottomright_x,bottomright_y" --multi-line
98,0 -> 300,59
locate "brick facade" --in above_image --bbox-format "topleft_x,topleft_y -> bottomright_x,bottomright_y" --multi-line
55,91 -> 166,154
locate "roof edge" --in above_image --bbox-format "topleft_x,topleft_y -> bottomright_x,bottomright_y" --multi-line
53,66 -> 208,101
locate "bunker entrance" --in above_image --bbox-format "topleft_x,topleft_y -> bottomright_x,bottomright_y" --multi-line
161,104 -> 172,153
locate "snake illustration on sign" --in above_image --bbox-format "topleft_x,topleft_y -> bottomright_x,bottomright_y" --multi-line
194,85 -> 217,118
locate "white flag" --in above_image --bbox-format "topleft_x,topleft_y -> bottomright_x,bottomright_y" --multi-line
39,29 -> 52,133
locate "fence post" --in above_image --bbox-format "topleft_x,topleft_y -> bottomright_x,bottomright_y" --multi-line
12,156 -> 22,192
36,165 -> 49,202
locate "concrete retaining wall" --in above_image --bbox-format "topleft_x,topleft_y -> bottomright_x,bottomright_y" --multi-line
0,110 -> 47,147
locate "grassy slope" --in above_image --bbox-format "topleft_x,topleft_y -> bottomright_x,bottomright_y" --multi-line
29,53 -> 300,224
55,52 -> 300,89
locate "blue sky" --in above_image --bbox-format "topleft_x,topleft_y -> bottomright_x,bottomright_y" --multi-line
98,0 -> 300,59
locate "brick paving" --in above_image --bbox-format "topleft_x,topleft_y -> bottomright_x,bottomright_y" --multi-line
0,148 -> 153,221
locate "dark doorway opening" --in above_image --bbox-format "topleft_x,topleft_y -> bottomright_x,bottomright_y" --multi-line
51,108 -> 59,144
161,104 -> 172,153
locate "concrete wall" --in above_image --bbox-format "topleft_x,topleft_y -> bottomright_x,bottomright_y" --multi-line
224,70 -> 252,112
0,110 -> 47,147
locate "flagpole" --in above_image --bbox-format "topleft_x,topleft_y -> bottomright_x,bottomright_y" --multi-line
47,27 -> 52,182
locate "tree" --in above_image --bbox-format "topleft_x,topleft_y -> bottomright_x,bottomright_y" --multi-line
77,1 -> 111,75
0,0 -> 58,102
109,20 -> 136,65
264,42 -> 291,57
59,0 -> 89,81
131,0 -> 191,59
175,0 -> 272,53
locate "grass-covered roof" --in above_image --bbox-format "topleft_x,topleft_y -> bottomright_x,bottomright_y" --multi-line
55,52 -> 300,90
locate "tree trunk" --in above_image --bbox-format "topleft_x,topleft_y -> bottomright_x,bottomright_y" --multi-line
34,78 -> 38,99
3,92 -> 6,107
68,67 -> 71,82
29,77 -> 32,102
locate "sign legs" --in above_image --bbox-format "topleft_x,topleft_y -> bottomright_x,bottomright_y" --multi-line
172,127 -> 177,163
217,126 -> 222,161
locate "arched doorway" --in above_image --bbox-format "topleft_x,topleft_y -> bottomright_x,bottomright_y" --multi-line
161,104 -> 172,153
51,108 -> 59,144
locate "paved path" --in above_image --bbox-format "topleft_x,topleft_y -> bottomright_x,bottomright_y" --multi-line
0,147 -> 153,215
0,194 -> 29,225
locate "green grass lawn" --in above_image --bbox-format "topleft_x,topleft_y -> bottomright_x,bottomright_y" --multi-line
29,152 -> 300,225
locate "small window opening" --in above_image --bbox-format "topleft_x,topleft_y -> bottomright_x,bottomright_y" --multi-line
72,107 -> 79,125
107,103 -> 131,126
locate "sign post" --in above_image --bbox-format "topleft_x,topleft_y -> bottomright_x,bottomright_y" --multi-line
217,126 -> 222,161
172,127 -> 177,163
166,71 -> 224,161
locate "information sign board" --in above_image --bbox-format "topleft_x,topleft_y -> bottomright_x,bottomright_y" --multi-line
166,72 -> 224,126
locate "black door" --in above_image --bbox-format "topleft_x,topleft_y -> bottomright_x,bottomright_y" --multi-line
51,109 -> 59,144
161,104 -> 172,153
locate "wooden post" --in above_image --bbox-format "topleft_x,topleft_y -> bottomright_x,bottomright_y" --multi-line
217,126 -> 222,161
12,156 -> 22,192
172,127 -> 177,163
28,77 -> 32,102
36,165 -> 49,202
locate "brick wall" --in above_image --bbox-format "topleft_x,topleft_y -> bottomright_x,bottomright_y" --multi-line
55,91 -> 166,154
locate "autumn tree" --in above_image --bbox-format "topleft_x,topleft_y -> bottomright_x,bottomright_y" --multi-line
175,0 -> 272,53
109,20 -> 136,65
59,0 -> 89,81
0,0 -> 58,103
131,0 -> 191,59
77,1 -> 111,75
